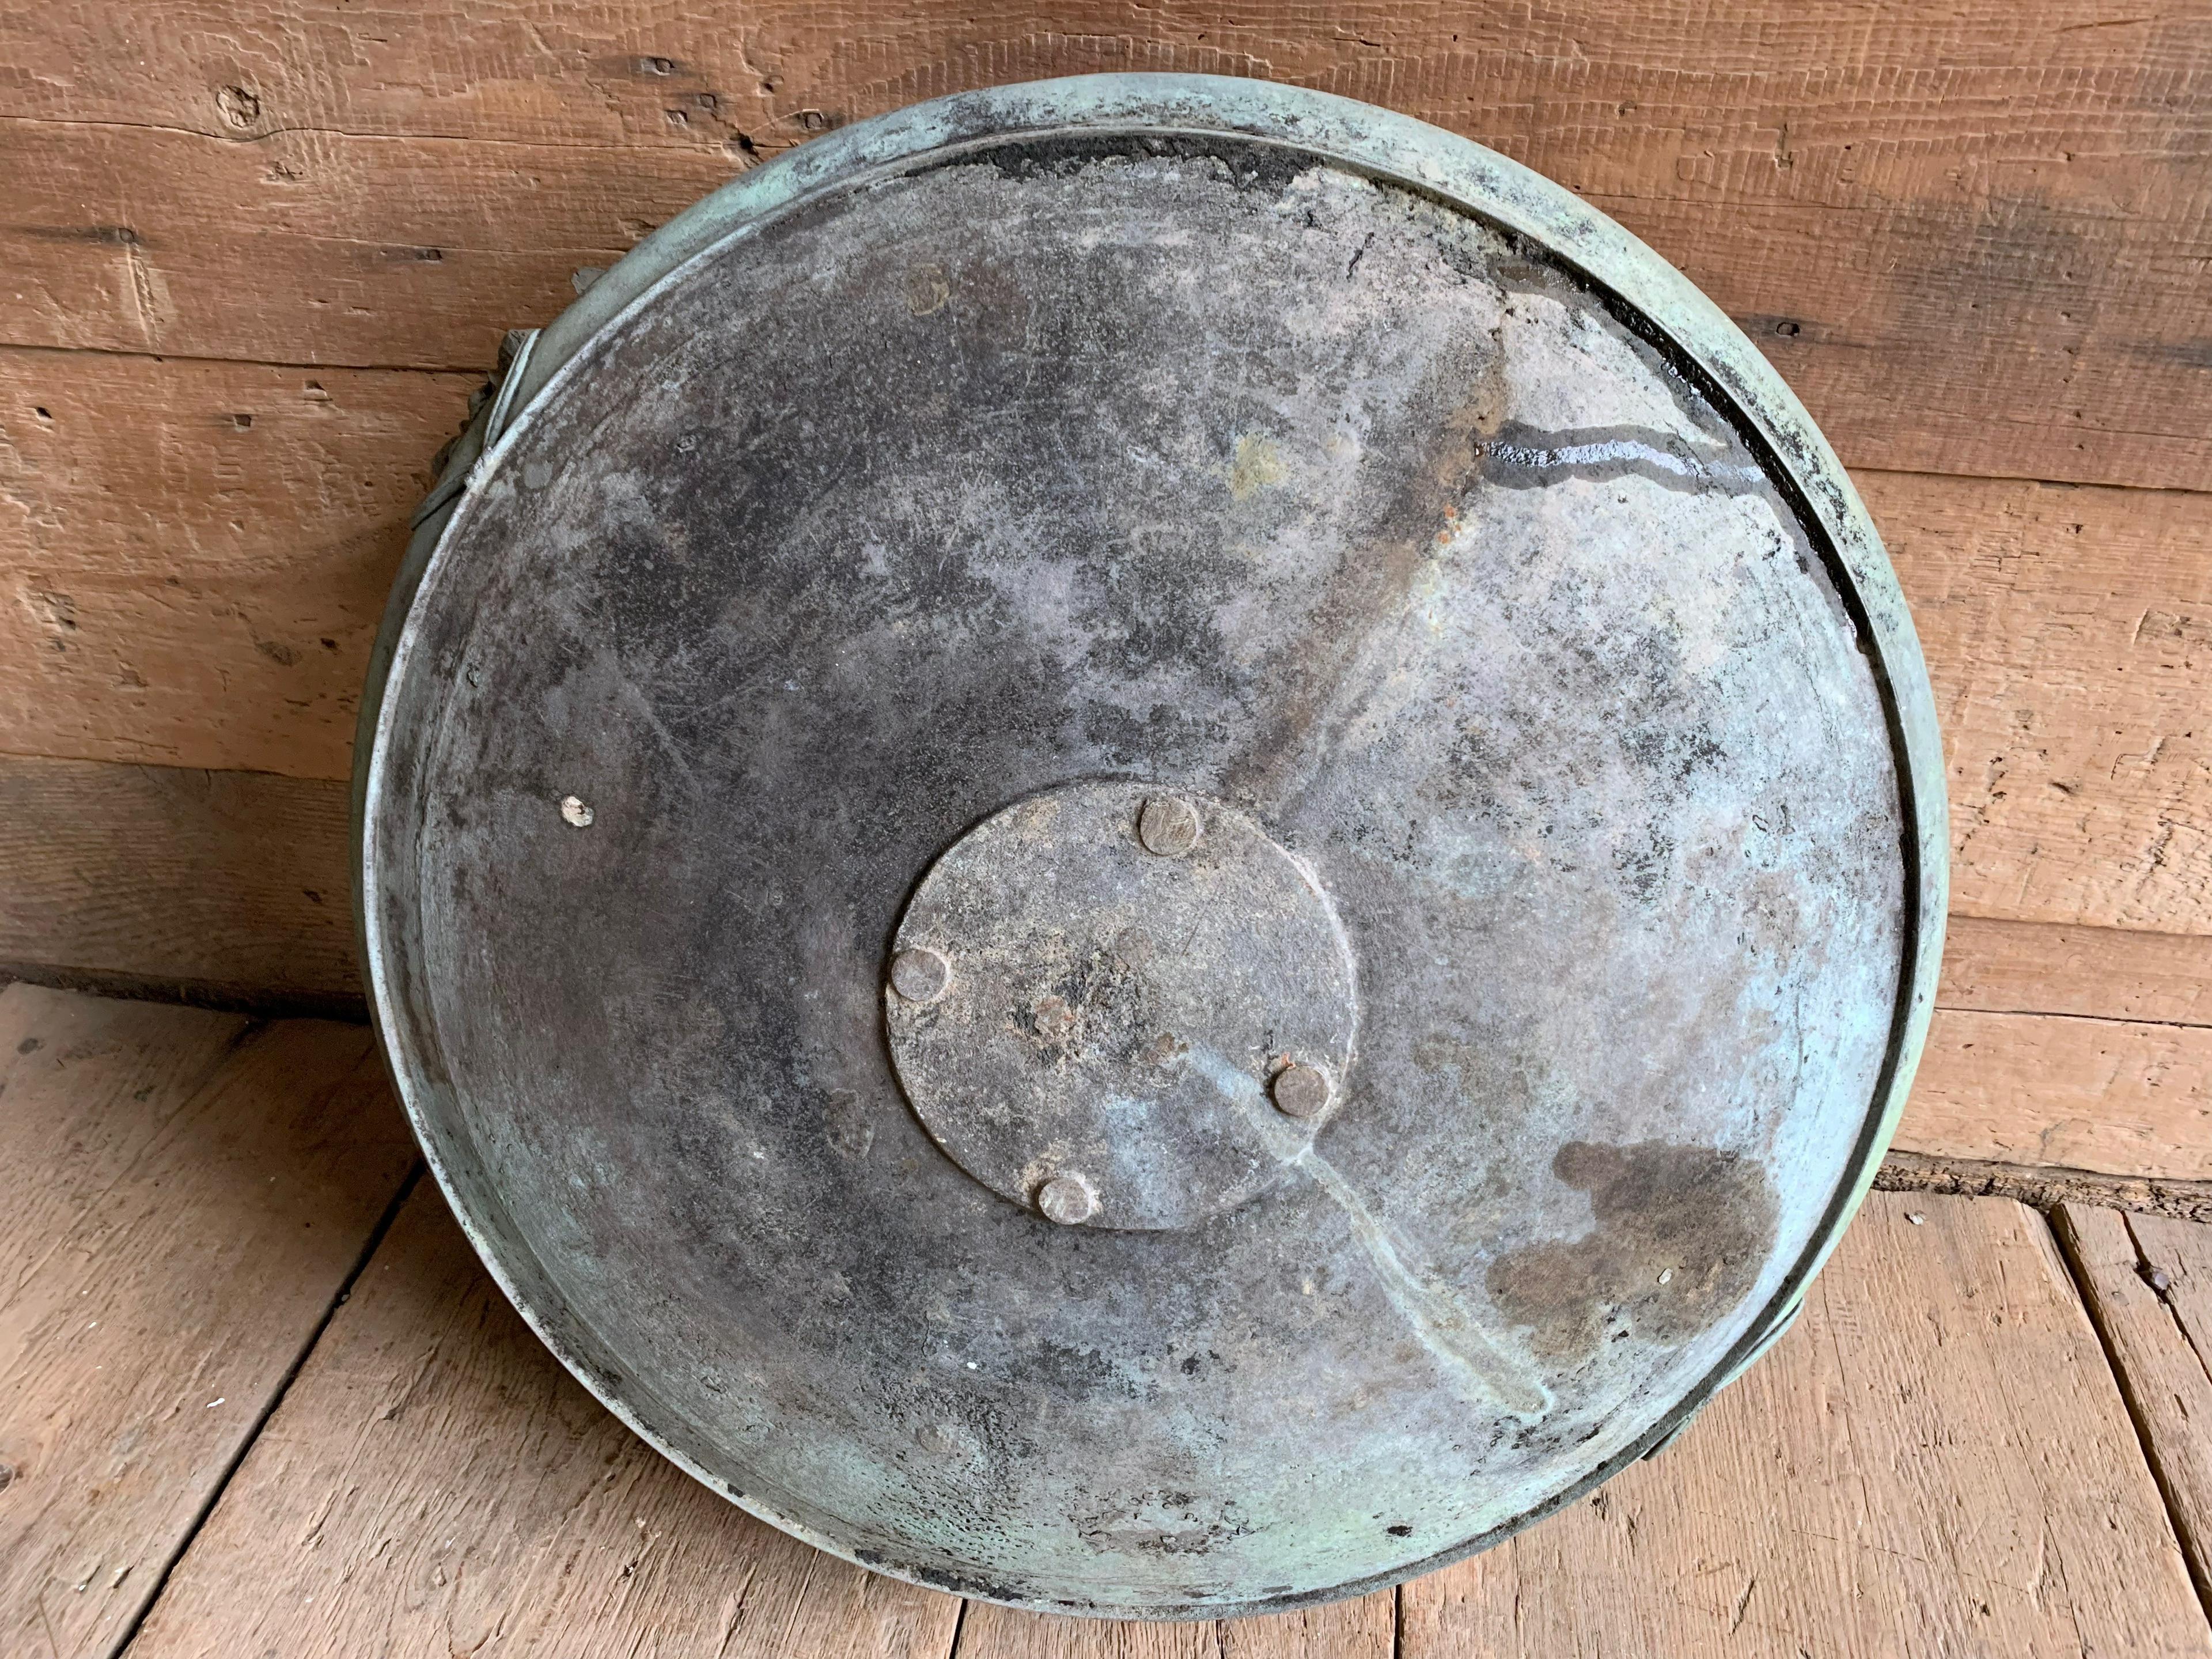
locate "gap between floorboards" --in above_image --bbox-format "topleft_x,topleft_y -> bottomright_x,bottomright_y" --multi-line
106,1162 -> 427,1659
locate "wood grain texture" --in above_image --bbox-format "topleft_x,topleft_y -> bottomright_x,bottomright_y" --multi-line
0,984 -> 417,1659
124,1180 -> 962,1659
1402,1192 -> 2212,1658
0,116 -> 732,376
1904,1007 -> 2212,1180
1941,915 -> 2212,1026
0,755 -> 358,1007
2053,1203 -> 2212,1615
1,0 -> 2209,488
953,1591 -> 1393,1657
1871,472 -> 2212,935
1,349 -> 474,780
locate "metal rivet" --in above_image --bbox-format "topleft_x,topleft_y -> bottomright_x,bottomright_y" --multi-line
1036,1173 -> 1099,1225
1137,795 -> 1201,857
1271,1062 -> 1331,1120
559,795 -> 594,827
889,946 -> 952,1005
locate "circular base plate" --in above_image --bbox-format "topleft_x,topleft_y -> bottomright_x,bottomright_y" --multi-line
887,780 -> 1357,1230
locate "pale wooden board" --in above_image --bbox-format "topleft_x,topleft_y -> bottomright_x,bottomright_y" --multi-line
0,349 -> 474,782
2054,1203 -> 2212,1613
0,755 -> 358,1007
1873,472 -> 2212,934
1402,1191 -> 2212,1658
1902,1007 -> 2212,1181
2,0 -> 2210,488
955,1590 -> 1393,1657
124,1180 -> 965,1659
1941,916 -> 2212,1026
0,984 -> 417,1659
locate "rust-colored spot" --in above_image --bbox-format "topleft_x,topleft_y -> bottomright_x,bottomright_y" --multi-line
1488,1140 -> 1778,1364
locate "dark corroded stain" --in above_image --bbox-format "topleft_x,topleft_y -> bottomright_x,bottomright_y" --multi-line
1476,422 -> 1770,495
1488,1142 -> 1779,1365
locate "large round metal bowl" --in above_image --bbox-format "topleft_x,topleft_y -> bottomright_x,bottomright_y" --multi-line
355,73 -> 1946,1618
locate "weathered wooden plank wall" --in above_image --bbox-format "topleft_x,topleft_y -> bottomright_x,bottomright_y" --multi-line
6,2 -> 2209,487
2,1 -> 2209,1181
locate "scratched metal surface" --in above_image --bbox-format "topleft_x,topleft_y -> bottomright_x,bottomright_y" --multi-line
358,77 -> 1945,1618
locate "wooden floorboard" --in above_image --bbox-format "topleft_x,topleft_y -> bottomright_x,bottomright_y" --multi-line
122,1180 -> 963,1659
2054,1204 -> 2212,1619
1402,1193 -> 2212,1658
0,985 -> 416,1659
954,1589 -> 1394,1657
